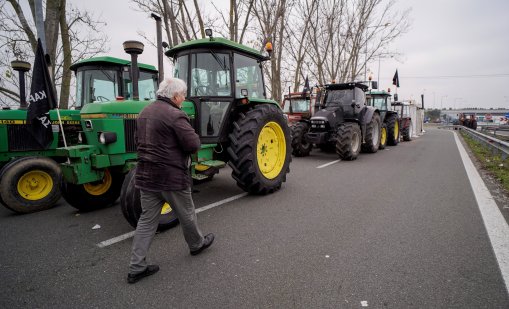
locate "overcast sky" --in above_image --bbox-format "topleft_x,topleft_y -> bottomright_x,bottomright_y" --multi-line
70,0 -> 509,110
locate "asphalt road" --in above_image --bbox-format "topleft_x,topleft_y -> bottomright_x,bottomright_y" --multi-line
1,127 -> 508,308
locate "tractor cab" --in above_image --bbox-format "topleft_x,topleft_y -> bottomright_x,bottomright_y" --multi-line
366,90 -> 392,120
70,56 -> 158,109
166,38 -> 269,144
281,91 -> 313,124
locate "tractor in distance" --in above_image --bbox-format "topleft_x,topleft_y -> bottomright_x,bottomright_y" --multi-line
56,32 -> 292,231
458,113 -> 478,130
304,82 -> 381,160
391,100 -> 417,141
0,57 -> 157,214
281,90 -> 318,156
365,89 -> 400,148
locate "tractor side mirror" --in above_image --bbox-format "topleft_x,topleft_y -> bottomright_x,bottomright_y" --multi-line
394,93 -> 398,101
241,89 -> 248,97
371,81 -> 378,89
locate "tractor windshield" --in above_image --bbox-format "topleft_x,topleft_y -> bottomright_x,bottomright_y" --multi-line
234,54 -> 264,99
282,99 -> 309,113
190,53 -> 231,96
325,90 -> 352,107
369,97 -> 387,110
76,69 -> 118,108
75,68 -> 158,108
122,70 -> 158,100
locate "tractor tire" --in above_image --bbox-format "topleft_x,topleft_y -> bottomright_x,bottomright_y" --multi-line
379,124 -> 387,150
336,123 -> 362,161
361,113 -> 381,153
61,168 -> 124,212
402,121 -> 413,141
227,104 -> 292,195
120,168 -> 179,231
386,114 -> 400,146
291,122 -> 312,157
0,157 -> 61,214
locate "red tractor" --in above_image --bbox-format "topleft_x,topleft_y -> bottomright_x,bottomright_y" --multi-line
458,113 -> 478,130
391,101 -> 414,141
281,90 -> 321,156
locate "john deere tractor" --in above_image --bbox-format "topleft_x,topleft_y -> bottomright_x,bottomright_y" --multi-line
365,90 -> 400,148
304,82 -> 381,160
56,34 -> 292,230
0,57 -> 156,214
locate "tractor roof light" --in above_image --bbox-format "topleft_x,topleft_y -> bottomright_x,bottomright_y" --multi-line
265,42 -> 273,57
205,28 -> 213,39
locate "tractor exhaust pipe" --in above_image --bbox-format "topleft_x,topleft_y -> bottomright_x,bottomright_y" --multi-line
123,40 -> 144,101
151,13 -> 164,84
11,60 -> 31,109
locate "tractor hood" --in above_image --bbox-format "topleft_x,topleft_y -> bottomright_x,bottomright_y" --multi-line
311,107 -> 342,123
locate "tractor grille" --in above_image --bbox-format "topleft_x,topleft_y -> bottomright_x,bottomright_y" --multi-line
7,125 -> 41,151
124,119 -> 137,152
58,124 -> 81,147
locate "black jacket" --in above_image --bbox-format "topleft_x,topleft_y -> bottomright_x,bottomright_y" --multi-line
135,97 -> 200,191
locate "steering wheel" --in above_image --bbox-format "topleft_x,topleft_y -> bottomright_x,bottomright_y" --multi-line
194,85 -> 209,96
95,95 -> 110,102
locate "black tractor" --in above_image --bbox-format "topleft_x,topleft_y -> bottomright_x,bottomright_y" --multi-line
304,82 -> 381,160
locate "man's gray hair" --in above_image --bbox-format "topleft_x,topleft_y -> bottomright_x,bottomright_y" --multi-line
156,77 -> 187,99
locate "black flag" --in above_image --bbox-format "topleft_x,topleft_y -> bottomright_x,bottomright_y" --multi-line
303,75 -> 310,93
392,69 -> 400,88
26,39 -> 57,149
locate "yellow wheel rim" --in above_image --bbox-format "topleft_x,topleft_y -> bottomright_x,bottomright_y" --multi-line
17,170 -> 53,201
161,202 -> 172,215
257,121 -> 286,180
394,121 -> 399,139
380,127 -> 387,145
84,169 -> 112,196
195,164 -> 209,172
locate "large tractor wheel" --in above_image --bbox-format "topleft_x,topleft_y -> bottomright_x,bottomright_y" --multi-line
291,122 -> 312,157
386,114 -> 400,146
336,123 -> 362,161
120,168 -> 179,232
61,169 -> 124,212
227,104 -> 292,195
379,124 -> 387,150
361,113 -> 381,153
402,120 -> 413,141
0,157 -> 61,214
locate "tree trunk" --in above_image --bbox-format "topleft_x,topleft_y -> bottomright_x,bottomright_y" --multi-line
59,0 -> 71,109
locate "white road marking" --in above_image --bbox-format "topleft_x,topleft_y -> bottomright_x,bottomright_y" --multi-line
316,159 -> 341,169
454,131 -> 509,293
97,192 -> 248,248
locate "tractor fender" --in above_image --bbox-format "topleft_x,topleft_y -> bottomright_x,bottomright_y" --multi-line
359,106 -> 378,125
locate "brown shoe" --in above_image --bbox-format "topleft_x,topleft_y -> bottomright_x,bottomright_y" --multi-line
127,265 -> 159,284
190,233 -> 215,256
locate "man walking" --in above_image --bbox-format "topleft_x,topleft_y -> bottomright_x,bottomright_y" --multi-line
127,77 -> 214,284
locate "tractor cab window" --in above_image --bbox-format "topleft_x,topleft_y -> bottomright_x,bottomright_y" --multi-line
234,54 -> 264,99
372,97 -> 387,110
174,55 -> 189,86
283,99 -> 309,113
190,52 -> 231,96
77,69 -> 118,106
122,70 -> 158,100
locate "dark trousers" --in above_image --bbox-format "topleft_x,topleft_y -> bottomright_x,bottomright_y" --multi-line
129,188 -> 204,274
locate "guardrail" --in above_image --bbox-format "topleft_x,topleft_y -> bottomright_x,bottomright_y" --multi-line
440,125 -> 509,159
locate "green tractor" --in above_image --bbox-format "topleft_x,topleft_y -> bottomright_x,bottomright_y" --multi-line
365,90 -> 400,148
56,35 -> 292,230
0,57 -> 156,214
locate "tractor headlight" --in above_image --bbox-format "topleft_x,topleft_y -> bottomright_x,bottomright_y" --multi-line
99,132 -> 117,144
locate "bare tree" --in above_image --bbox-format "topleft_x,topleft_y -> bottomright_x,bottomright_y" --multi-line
0,0 -> 109,108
